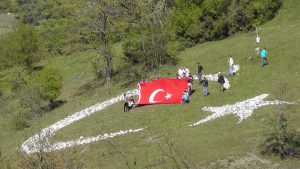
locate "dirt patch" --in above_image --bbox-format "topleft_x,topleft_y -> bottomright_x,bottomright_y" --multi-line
203,153 -> 280,169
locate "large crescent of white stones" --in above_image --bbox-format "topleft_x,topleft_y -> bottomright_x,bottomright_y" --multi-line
21,90 -> 144,154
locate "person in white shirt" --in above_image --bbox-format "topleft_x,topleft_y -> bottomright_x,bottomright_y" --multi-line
228,55 -> 234,76
178,66 -> 184,78
183,66 -> 190,77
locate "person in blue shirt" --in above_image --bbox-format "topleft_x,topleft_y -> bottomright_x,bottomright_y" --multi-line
260,48 -> 268,67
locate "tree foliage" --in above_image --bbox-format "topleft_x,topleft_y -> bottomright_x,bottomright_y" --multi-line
16,0 -> 71,25
0,24 -> 40,70
122,0 -> 176,73
170,0 -> 283,46
10,66 -> 62,124
79,0 -> 129,84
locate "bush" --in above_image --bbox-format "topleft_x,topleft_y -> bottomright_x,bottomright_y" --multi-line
19,83 -> 46,116
0,24 -> 41,70
33,67 -> 63,103
0,0 -> 12,12
17,0 -> 71,25
13,67 -> 63,116
261,115 -> 300,158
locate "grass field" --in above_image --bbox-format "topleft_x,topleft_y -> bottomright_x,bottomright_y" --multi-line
1,0 -> 300,168
0,13 -> 16,35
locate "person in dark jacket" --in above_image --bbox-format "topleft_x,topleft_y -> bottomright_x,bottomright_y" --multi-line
123,94 -> 130,112
203,77 -> 208,96
197,63 -> 204,84
218,74 -> 225,92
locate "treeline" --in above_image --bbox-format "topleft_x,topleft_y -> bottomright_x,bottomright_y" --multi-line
0,0 -> 283,77
170,0 -> 283,46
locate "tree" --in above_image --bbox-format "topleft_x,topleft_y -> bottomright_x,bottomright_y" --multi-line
0,24 -> 40,70
122,0 -> 175,72
81,0 -> 123,85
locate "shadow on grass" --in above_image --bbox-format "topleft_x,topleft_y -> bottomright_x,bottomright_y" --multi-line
190,89 -> 196,96
41,100 -> 67,114
120,80 -> 137,88
50,100 -> 67,110
32,65 -> 44,71
75,79 -> 106,96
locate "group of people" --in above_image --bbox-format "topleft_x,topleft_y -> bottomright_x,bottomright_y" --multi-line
123,47 -> 269,111
177,66 -> 191,79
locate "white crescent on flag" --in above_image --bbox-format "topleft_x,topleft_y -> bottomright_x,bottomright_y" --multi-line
149,89 -> 165,103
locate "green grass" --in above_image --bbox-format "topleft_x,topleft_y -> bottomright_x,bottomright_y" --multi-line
0,13 -> 17,34
1,0 -> 300,168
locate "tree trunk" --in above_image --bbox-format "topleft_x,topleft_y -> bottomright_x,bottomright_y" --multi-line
99,12 -> 112,85
140,26 -> 147,66
103,46 -> 112,85
151,31 -> 158,71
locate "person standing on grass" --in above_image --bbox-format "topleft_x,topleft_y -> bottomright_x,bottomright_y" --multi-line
260,48 -> 268,67
228,55 -> 234,76
123,93 -> 130,112
197,62 -> 203,84
218,74 -> 225,92
203,77 -> 209,96
178,66 -> 184,78
184,66 -> 190,77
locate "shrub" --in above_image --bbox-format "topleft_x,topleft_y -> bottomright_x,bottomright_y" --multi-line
19,83 -> 46,116
0,24 -> 41,70
261,115 -> 300,158
33,67 -> 63,103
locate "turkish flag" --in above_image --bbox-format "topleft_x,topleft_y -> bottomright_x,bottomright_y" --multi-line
137,78 -> 189,105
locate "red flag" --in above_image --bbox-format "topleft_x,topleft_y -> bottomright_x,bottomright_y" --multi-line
137,78 -> 189,105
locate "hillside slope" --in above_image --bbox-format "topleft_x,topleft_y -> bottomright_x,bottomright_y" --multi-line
1,0 -> 300,168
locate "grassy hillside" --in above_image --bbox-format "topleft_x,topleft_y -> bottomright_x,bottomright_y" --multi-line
1,0 -> 300,168
0,13 -> 16,34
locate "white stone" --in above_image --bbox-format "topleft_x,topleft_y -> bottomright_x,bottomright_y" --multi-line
189,94 -> 294,126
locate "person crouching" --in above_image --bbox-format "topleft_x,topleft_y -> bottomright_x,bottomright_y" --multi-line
182,89 -> 190,104
128,96 -> 135,111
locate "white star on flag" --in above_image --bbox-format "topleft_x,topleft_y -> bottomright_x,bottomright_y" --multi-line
165,93 -> 172,99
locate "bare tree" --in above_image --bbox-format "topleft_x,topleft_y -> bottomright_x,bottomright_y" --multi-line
82,0 -> 121,85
